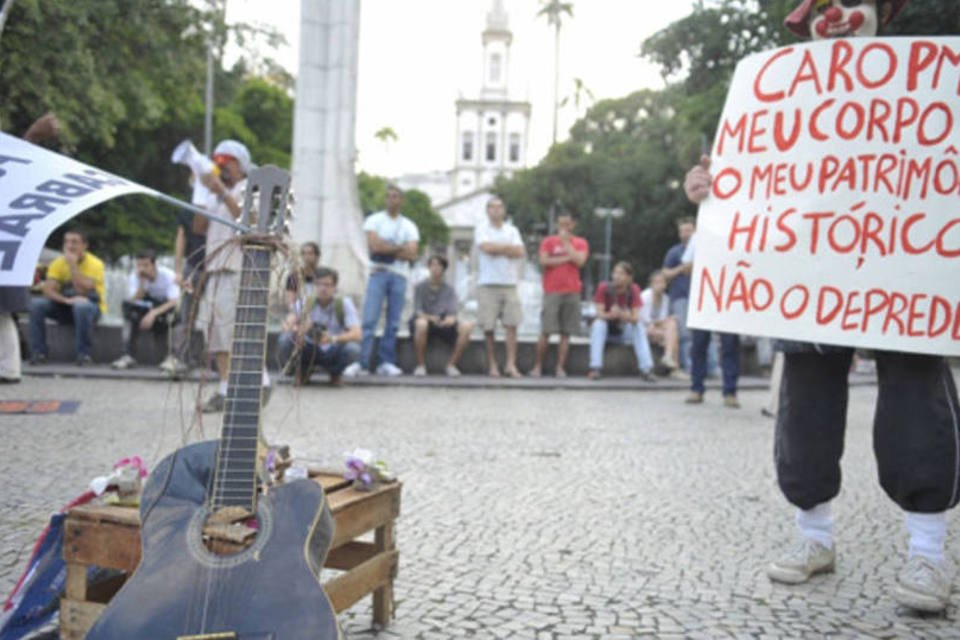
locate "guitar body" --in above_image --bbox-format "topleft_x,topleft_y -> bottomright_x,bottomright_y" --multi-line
86,441 -> 341,640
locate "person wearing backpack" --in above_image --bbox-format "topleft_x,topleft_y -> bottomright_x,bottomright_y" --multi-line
587,261 -> 655,382
277,267 -> 361,386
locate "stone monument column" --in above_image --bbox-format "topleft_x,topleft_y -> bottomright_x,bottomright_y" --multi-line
292,0 -> 367,298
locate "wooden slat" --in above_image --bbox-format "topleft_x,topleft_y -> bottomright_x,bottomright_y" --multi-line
324,550 -> 399,614
67,504 -> 139,527
373,521 -> 396,626
63,517 -> 141,571
59,598 -> 106,640
324,540 -> 377,571
64,562 -> 88,600
329,486 -> 401,549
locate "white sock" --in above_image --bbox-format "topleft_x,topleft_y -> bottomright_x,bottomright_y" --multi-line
796,502 -> 833,549
262,369 -> 271,387
904,511 -> 947,566
218,380 -> 228,396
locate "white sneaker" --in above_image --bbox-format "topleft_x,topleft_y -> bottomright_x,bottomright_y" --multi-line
445,364 -> 461,377
376,362 -> 403,377
413,365 -> 427,377
342,362 -> 366,378
894,556 -> 951,612
111,354 -> 136,370
660,355 -> 679,370
767,538 -> 835,584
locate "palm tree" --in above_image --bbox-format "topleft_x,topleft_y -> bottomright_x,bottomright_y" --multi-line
537,0 -> 574,146
559,77 -> 595,115
374,126 -> 398,153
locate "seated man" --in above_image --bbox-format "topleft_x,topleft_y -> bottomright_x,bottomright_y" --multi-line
277,267 -> 360,386
28,230 -> 106,366
410,255 -> 474,377
640,270 -> 684,378
587,261 -> 655,381
111,249 -> 181,370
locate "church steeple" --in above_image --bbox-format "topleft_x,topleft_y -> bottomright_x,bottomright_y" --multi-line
451,0 -> 530,199
481,0 -> 511,97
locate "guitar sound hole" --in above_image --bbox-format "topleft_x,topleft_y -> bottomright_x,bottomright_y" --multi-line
202,507 -> 260,556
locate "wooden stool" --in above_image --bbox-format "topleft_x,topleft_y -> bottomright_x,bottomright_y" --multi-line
59,474 -> 401,639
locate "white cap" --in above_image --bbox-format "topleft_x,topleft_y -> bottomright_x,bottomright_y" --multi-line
213,139 -> 252,174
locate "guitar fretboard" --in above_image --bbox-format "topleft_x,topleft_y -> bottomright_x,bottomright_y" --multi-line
209,246 -> 272,513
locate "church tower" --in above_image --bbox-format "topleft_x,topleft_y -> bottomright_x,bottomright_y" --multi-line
450,0 -> 531,198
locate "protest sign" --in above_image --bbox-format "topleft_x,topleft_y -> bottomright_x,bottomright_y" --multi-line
688,37 -> 960,356
0,133 -> 159,286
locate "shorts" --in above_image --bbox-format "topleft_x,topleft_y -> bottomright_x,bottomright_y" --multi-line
476,286 -> 522,332
541,292 -> 581,335
409,318 -> 458,344
198,271 -> 238,353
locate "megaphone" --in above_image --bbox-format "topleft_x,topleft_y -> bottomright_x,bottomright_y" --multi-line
171,139 -> 218,205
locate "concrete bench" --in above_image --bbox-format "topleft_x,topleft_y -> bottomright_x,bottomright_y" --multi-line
18,320 -> 763,377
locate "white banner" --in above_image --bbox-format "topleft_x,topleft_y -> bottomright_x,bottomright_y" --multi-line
0,132 -> 160,286
689,37 -> 960,356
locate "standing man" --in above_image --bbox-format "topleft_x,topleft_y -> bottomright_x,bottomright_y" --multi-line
531,212 -> 589,378
474,197 -> 525,378
28,230 -> 106,366
111,250 -> 180,370
679,233 -> 740,408
194,140 -> 271,412
661,217 -> 695,371
166,197 -> 207,378
685,0 -> 958,613
346,185 -> 419,377
0,113 -> 60,383
285,241 -> 322,311
277,267 -> 360,386
410,255 -> 474,377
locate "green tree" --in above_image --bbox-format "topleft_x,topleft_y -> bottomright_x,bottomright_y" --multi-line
357,172 -> 449,254
0,1 -> 292,260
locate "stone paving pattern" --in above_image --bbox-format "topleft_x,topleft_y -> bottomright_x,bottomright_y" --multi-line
1,375 -> 957,638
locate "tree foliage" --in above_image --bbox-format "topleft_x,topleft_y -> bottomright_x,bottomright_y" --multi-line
357,173 -> 449,255
0,0 -> 292,261
495,0 -> 960,286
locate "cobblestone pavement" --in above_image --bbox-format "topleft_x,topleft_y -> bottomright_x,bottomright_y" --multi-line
1,375 -> 957,638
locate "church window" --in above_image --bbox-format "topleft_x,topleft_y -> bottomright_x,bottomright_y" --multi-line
485,132 -> 497,162
489,53 -> 502,84
462,131 -> 474,161
509,133 -> 521,163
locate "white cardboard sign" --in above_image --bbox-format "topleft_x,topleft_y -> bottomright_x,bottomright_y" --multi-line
688,37 -> 960,356
0,133 -> 159,286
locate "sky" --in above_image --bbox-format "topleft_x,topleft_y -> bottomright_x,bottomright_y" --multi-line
225,0 -> 696,178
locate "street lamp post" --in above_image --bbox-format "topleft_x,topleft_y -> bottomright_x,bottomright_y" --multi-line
594,207 -> 624,283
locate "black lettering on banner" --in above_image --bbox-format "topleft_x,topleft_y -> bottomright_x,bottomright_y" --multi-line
0,240 -> 21,270
62,170 -> 127,190
37,179 -> 93,198
8,193 -> 69,215
0,154 -> 31,180
0,214 -> 44,238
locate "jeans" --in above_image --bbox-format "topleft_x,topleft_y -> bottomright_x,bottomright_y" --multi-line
671,297 -> 691,371
359,270 -> 406,369
277,332 -> 360,376
589,319 -> 654,373
29,297 -> 101,359
121,298 -> 175,356
691,330 -> 739,395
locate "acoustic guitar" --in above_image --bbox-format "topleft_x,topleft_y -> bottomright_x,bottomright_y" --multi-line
87,167 -> 341,639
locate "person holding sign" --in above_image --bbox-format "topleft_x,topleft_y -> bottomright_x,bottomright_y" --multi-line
685,0 -> 958,613
0,113 -> 60,382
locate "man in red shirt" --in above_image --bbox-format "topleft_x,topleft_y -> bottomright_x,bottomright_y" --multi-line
531,212 -> 589,377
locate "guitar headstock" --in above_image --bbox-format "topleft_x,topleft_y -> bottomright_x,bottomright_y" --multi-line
240,165 -> 293,236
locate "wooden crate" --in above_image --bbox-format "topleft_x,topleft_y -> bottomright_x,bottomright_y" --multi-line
60,474 -> 401,640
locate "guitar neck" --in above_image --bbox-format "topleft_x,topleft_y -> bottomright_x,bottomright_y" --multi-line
209,245 -> 272,513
